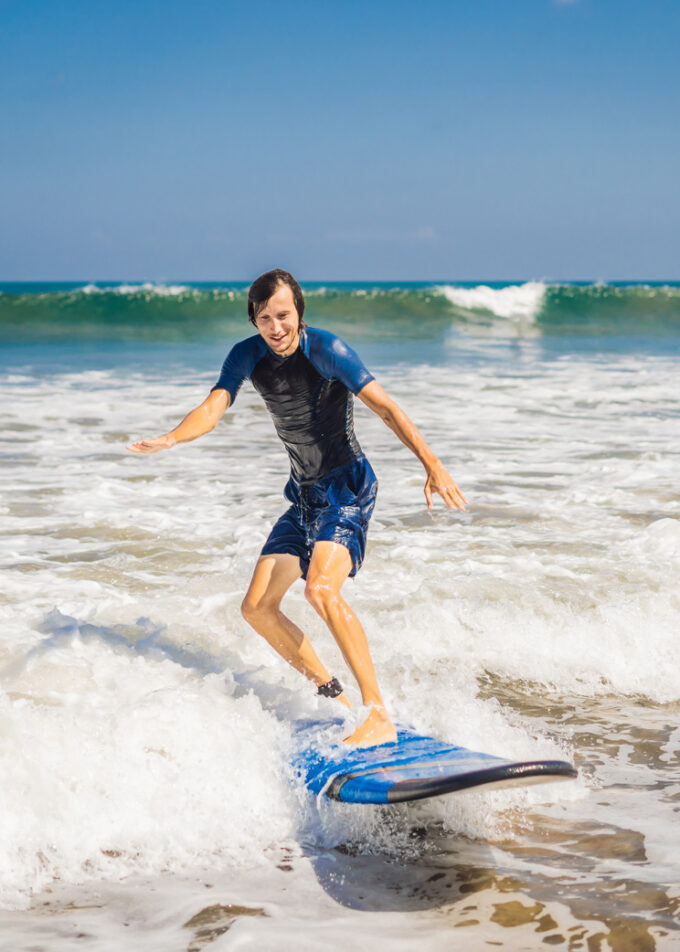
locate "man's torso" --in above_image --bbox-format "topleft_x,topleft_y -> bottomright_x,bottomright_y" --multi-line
212,327 -> 374,484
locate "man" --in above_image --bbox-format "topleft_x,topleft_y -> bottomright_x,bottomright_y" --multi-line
127,270 -> 466,748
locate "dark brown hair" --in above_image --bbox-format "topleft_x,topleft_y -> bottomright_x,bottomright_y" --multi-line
247,269 -> 306,327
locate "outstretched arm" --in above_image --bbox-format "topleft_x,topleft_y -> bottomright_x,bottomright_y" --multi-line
126,388 -> 230,454
357,380 -> 467,511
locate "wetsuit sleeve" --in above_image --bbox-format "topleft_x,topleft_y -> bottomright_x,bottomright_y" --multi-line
304,328 -> 375,394
210,336 -> 264,405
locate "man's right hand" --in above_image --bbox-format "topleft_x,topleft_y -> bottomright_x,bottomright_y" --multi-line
126,389 -> 229,455
126,435 -> 176,454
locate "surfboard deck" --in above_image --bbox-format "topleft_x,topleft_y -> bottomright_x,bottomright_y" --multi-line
293,722 -> 577,805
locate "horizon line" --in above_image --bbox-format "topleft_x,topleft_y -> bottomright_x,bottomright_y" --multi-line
1,277 -> 679,286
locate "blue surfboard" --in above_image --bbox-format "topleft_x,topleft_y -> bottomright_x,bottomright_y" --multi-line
294,722 -> 577,805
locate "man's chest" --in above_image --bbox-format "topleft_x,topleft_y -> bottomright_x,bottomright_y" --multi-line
251,351 -> 322,402
250,352 -> 345,422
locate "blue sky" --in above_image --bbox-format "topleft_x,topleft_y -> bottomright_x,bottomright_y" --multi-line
1,0 -> 678,280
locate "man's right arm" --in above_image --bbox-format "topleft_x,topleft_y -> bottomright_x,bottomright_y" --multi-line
126,388 -> 231,454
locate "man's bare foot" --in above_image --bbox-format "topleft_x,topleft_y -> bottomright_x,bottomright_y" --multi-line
343,706 -> 397,748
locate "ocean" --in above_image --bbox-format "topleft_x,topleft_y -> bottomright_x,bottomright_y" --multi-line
0,280 -> 679,950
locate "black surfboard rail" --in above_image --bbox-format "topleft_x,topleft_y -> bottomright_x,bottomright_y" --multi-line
327,759 -> 577,804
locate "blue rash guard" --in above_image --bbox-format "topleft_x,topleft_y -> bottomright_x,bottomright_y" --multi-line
212,327 -> 378,577
211,327 -> 374,485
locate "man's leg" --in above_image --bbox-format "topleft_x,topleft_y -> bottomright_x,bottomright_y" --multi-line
304,541 -> 396,747
241,552 -> 351,708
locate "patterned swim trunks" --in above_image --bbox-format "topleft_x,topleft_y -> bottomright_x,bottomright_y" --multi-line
260,455 -> 378,578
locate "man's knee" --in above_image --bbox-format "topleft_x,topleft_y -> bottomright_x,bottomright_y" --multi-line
240,596 -> 256,623
304,577 -> 339,614
241,594 -> 277,624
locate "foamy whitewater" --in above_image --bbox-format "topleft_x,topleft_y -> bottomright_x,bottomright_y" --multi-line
1,281 -> 679,950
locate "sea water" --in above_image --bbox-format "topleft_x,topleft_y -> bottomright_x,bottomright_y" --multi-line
0,281 -> 679,950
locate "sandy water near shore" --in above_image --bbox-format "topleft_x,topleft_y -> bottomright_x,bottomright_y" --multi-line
1,690 -> 677,952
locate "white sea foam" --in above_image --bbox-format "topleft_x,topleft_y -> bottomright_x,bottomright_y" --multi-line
79,282 -> 192,296
436,281 -> 547,320
1,345 -> 679,908
0,635 -> 295,907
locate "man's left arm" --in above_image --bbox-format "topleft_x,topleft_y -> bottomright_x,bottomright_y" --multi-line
357,380 -> 467,512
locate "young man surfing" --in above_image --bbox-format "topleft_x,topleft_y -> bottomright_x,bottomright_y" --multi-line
127,270 -> 466,748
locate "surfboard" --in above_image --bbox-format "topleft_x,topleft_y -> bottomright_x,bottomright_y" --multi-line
294,722 -> 577,805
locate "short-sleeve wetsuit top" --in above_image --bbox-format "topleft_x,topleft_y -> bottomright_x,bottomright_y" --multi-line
211,327 -> 374,485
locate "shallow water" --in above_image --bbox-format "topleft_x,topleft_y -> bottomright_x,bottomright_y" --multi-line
0,282 -> 679,949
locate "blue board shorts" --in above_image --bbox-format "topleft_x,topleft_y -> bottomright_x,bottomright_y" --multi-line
261,455 -> 378,578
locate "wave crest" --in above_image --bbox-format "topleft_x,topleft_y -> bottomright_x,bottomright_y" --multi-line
1,281 -> 680,342
436,281 -> 547,321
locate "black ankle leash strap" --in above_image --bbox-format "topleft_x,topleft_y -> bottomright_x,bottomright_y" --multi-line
317,677 -> 343,698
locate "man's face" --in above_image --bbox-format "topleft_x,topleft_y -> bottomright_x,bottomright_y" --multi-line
254,284 -> 301,356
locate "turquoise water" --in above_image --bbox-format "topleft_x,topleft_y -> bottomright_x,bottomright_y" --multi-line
2,280 -> 680,378
2,280 -> 680,342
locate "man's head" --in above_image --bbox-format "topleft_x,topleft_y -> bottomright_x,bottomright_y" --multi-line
248,269 -> 305,357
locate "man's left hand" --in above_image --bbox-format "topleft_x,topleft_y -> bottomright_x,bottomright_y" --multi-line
424,461 -> 467,511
